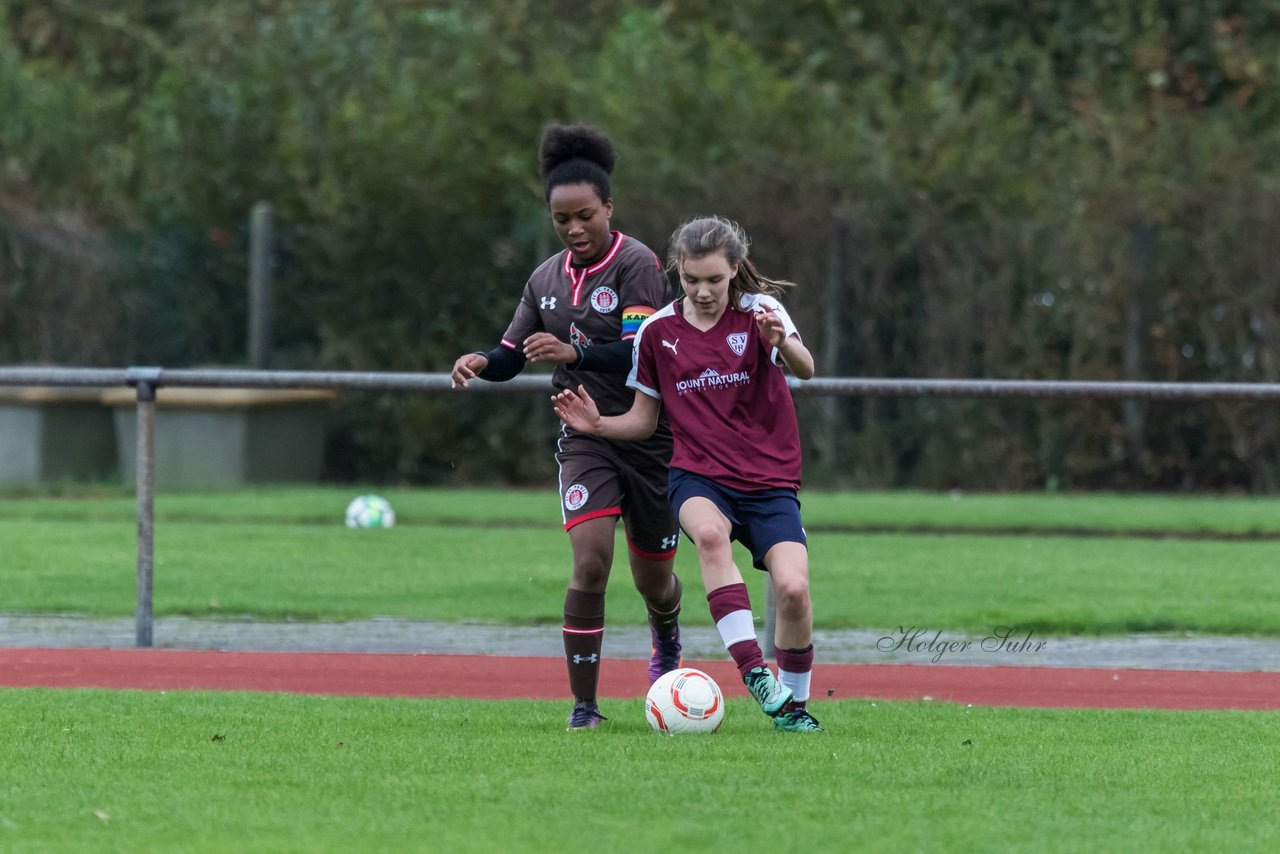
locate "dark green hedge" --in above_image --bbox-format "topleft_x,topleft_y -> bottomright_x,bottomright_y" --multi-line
3,1 -> 1279,489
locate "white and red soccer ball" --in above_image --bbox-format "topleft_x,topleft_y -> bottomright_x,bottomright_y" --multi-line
645,667 -> 725,735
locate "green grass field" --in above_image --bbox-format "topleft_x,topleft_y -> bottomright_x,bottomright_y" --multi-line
2,486 -> 1280,634
6,484 -> 1280,533
1,689 -> 1276,853
4,486 -> 1280,852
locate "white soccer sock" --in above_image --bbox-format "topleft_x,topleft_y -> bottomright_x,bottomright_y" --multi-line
715,610 -> 757,648
778,668 -> 812,703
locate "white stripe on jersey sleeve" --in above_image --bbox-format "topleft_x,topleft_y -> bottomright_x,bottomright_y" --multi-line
626,302 -> 679,400
738,293 -> 800,365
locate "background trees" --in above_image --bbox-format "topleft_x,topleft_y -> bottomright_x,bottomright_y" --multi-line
3,0 -> 1279,489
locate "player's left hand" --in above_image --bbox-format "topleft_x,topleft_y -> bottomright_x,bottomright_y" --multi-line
754,309 -> 786,347
524,333 -> 576,363
551,385 -> 600,434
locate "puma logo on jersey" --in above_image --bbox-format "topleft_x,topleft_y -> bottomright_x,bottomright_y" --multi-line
662,339 -> 679,356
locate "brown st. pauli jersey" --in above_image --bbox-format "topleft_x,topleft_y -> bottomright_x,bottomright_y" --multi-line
500,231 -> 672,416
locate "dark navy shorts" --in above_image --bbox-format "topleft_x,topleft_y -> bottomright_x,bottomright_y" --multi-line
668,467 -> 806,571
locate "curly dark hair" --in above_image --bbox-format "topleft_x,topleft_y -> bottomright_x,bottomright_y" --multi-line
538,123 -> 615,202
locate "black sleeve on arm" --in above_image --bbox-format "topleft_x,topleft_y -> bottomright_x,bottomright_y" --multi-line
572,339 -> 633,374
476,346 -> 526,381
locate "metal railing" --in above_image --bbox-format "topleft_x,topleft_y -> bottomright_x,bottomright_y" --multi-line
5,365 -> 1280,650
11,366 -> 1280,399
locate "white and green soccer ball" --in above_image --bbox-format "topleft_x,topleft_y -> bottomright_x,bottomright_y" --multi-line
344,494 -> 396,529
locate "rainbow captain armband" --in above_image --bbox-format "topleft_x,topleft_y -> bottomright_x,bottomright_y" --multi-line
621,305 -> 656,340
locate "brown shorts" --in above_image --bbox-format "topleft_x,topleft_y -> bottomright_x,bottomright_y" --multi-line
555,425 -> 679,560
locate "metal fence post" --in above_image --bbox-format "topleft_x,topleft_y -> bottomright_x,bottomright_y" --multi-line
248,201 -> 275,369
763,576 -> 776,658
127,367 -> 162,648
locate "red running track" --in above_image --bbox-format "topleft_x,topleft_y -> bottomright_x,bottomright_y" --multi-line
3,648 -> 1280,710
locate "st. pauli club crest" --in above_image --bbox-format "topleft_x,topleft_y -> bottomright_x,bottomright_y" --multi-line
590,287 -> 618,314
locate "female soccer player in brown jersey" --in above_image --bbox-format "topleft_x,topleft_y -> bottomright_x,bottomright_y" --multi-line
450,124 -> 683,730
552,215 -> 823,732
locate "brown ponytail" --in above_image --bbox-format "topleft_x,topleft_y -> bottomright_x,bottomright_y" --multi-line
666,216 -> 795,308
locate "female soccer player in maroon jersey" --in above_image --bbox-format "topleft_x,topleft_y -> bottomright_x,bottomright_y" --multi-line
552,215 -> 823,732
450,124 -> 683,730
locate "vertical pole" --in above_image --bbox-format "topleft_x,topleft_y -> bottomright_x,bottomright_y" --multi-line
248,201 -> 275,369
819,208 -> 849,468
134,379 -> 157,648
1123,221 -> 1156,474
762,576 -> 776,658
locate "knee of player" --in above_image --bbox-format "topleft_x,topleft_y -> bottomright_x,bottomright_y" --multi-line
772,574 -> 811,609
570,552 -> 611,587
630,573 -> 669,600
687,525 -> 732,556
682,515 -> 728,545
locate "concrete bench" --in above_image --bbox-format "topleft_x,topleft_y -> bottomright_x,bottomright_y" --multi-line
0,387 -> 117,484
102,387 -> 337,487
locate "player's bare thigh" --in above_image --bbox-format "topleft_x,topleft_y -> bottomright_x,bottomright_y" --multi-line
678,497 -> 739,588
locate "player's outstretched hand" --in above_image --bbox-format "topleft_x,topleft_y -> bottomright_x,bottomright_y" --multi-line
451,352 -> 489,389
754,308 -> 786,348
524,332 -> 576,364
552,385 -> 600,434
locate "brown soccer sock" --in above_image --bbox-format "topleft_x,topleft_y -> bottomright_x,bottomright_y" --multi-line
646,574 -> 682,640
563,588 -> 605,702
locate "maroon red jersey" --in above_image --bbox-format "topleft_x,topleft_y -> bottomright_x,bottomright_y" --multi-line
499,231 -> 669,416
629,293 -> 803,491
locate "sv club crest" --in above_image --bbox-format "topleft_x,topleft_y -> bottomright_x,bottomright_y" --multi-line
726,332 -> 749,356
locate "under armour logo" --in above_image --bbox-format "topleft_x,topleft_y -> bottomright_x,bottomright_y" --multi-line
540,296 -> 557,310
662,339 -> 679,355
572,654 -> 599,664
661,534 -> 679,550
